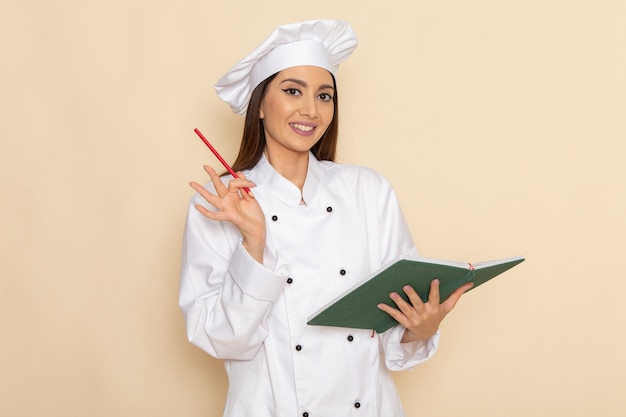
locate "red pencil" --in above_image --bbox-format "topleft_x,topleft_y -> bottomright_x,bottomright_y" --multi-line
194,128 -> 251,194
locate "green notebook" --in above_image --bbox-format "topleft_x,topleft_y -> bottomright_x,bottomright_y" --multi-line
307,255 -> 525,334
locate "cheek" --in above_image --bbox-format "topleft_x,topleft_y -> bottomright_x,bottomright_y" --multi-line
259,96 -> 285,121
322,105 -> 335,125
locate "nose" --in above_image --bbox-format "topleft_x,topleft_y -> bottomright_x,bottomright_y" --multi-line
299,96 -> 319,118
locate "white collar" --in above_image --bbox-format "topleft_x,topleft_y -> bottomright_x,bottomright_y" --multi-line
249,152 -> 325,207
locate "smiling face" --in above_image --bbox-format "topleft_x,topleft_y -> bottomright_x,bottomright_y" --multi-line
259,66 -> 335,159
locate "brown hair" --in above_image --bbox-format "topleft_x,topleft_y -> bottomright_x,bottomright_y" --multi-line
231,72 -> 339,172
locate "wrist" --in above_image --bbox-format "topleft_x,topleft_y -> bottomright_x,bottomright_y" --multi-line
402,328 -> 437,344
242,237 -> 265,264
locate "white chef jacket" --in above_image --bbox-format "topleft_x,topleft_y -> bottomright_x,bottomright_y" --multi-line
179,152 -> 440,417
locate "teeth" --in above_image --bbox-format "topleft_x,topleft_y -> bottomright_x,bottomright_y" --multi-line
291,123 -> 314,132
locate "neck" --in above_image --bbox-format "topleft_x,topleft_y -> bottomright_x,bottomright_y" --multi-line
264,148 -> 309,191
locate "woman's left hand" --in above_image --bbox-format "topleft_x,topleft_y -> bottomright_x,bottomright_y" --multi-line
377,279 -> 473,343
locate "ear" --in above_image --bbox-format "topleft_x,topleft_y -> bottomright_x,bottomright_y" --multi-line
259,105 -> 264,120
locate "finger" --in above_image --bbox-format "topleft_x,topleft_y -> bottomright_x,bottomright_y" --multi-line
227,178 -> 254,195
193,203 -> 233,222
387,292 -> 415,317
193,203 -> 217,219
203,165 -> 228,196
189,181 -> 223,209
235,171 -> 257,200
402,285 -> 425,307
441,282 -> 474,312
377,303 -> 410,327
427,279 -> 441,304
231,172 -> 256,189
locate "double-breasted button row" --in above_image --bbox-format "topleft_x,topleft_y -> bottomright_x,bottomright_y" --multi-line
295,336 -> 355,349
270,206 -> 334,223
287,269 -> 345,285
301,402 -> 360,416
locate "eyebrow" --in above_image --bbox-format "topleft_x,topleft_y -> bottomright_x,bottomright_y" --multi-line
279,78 -> 335,91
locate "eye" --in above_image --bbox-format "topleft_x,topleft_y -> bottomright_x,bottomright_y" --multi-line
282,88 -> 301,96
318,93 -> 333,102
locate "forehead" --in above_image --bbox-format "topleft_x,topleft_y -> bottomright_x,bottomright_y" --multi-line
275,65 -> 334,85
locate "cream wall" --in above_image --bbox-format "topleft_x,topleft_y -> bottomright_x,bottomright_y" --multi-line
1,0 -> 625,416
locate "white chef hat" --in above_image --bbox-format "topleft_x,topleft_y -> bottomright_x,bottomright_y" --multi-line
214,19 -> 358,115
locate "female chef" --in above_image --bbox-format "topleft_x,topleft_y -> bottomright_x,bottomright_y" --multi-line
179,19 -> 471,417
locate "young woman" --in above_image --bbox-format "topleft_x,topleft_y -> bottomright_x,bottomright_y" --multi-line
179,19 -> 471,417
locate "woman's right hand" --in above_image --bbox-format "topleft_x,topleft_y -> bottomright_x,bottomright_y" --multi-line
189,165 -> 266,263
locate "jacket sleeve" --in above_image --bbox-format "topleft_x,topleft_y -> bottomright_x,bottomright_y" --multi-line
381,326 -> 440,370
178,191 -> 289,360
370,172 -> 441,370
